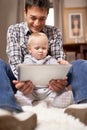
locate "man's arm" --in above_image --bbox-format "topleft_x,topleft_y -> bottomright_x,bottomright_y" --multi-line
6,25 -> 23,78
48,27 -> 65,61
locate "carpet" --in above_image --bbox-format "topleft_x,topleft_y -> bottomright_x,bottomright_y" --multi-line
22,103 -> 87,130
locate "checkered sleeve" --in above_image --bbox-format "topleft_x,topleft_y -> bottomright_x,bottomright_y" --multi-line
48,26 -> 65,61
6,25 -> 22,78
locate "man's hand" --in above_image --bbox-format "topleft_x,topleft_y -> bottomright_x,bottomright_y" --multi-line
49,78 -> 67,93
13,80 -> 34,95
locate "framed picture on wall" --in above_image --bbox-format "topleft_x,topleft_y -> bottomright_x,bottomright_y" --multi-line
69,13 -> 83,38
64,7 -> 87,44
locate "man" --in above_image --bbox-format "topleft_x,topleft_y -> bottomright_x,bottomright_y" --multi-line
0,0 -> 68,112
6,0 -> 68,97
0,0 -> 87,113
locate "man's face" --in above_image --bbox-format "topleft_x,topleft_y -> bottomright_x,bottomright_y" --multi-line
24,6 -> 48,32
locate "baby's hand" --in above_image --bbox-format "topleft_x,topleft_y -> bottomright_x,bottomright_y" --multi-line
58,59 -> 69,64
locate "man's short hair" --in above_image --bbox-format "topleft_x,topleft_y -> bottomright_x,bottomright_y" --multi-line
25,0 -> 50,13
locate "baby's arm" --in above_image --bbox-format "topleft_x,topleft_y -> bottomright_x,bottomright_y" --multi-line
58,59 -> 69,64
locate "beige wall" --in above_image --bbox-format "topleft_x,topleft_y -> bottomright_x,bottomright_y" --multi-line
64,0 -> 87,7
0,0 -> 18,62
0,0 -> 24,62
63,0 -> 87,43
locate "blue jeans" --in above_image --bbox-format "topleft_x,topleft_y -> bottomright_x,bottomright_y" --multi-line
0,59 -> 87,112
0,59 -> 23,112
68,59 -> 87,103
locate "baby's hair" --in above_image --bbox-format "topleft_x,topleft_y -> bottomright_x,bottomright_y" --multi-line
27,32 -> 48,48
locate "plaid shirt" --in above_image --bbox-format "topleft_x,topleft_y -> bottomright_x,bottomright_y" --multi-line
6,22 -> 65,78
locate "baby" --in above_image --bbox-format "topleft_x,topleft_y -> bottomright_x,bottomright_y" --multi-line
16,32 -> 73,108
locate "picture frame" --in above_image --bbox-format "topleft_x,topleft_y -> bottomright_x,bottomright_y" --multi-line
64,7 -> 87,44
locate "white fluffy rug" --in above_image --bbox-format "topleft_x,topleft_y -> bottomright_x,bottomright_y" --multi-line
23,103 -> 87,130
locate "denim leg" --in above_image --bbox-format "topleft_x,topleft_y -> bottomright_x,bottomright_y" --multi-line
67,59 -> 87,103
0,59 -> 23,112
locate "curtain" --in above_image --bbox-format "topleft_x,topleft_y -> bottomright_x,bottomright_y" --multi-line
17,0 -> 25,23
53,0 -> 64,32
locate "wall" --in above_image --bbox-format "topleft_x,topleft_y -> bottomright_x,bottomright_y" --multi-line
63,0 -> 87,43
0,0 -> 24,62
63,0 -> 87,61
64,0 -> 87,7
0,0 -> 18,62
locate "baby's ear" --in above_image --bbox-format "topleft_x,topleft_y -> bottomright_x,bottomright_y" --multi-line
27,44 -> 31,53
29,46 -> 31,53
29,50 -> 31,54
47,45 -> 49,51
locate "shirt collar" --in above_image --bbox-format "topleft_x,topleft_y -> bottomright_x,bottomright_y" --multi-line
41,26 -> 48,34
24,22 -> 48,36
24,22 -> 32,36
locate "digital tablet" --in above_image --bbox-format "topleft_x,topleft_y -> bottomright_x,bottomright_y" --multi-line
18,64 -> 72,86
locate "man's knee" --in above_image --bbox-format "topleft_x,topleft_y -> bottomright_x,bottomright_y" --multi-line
0,59 -> 9,71
0,59 -> 6,67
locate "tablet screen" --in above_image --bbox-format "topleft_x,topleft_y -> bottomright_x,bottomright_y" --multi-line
18,64 -> 72,86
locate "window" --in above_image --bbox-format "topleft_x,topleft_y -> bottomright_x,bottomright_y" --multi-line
46,8 -> 54,26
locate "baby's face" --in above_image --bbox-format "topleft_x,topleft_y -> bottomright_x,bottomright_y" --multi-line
29,37 -> 48,60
